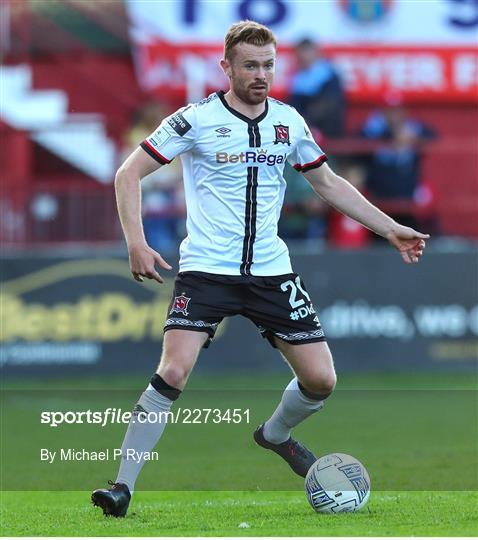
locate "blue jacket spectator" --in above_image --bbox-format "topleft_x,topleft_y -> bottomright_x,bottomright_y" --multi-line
288,39 -> 346,138
361,94 -> 436,199
360,94 -> 438,231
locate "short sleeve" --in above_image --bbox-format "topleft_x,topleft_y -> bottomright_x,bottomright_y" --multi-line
140,105 -> 196,164
287,116 -> 327,173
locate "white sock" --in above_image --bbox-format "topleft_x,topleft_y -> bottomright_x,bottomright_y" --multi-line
263,378 -> 324,444
115,384 -> 173,492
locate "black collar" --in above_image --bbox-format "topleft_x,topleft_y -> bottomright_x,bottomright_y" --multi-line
217,90 -> 268,125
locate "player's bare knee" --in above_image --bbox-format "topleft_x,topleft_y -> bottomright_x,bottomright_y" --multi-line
320,371 -> 337,395
157,362 -> 191,390
302,371 -> 336,399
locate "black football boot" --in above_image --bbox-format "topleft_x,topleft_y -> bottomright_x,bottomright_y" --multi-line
91,481 -> 131,517
253,423 -> 317,478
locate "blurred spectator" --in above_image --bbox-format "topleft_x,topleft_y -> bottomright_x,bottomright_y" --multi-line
288,38 -> 346,138
279,161 -> 370,248
361,92 -> 435,143
279,163 -> 328,241
328,165 -> 370,248
361,93 -> 438,231
121,102 -> 185,253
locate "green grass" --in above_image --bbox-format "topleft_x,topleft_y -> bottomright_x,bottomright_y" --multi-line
1,372 -> 477,535
1,490 -> 477,536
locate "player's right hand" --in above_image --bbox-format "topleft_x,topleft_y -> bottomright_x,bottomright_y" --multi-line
128,243 -> 172,284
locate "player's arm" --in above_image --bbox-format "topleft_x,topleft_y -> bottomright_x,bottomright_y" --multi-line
303,162 -> 430,263
115,147 -> 172,283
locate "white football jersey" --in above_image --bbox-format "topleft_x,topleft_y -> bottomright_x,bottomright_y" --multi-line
141,91 -> 327,276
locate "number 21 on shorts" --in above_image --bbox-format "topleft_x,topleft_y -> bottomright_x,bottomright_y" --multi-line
280,276 -> 311,308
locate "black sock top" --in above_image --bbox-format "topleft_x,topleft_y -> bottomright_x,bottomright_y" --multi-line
298,381 -> 330,401
150,373 -> 182,401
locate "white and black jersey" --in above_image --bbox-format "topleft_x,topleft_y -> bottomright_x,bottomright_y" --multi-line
141,91 -> 327,276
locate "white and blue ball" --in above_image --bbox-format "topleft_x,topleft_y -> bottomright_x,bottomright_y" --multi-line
305,453 -> 371,513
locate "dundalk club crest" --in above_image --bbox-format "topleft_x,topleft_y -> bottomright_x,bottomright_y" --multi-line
273,124 -> 291,146
170,294 -> 191,316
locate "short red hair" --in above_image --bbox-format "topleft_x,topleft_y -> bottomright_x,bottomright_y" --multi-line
224,20 -> 276,61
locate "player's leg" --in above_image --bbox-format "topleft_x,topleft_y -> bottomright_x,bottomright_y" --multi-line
92,271 -> 238,516
254,340 -> 335,478
92,330 -> 207,516
263,338 -> 336,444
247,273 -> 334,477
115,330 -> 208,487
92,329 -> 208,517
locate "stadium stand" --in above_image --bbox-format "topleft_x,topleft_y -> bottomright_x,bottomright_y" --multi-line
1,1 -> 477,245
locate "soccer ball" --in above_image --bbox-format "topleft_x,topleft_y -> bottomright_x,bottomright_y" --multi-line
305,453 -> 371,513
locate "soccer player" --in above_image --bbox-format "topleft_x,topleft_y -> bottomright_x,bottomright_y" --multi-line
92,21 -> 428,517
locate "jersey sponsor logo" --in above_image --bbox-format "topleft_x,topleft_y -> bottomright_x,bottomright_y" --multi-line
170,294 -> 191,316
273,124 -> 291,145
167,112 -> 192,136
216,150 -> 286,166
149,127 -> 172,147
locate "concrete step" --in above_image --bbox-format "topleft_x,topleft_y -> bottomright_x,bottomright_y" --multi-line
1,64 -> 116,182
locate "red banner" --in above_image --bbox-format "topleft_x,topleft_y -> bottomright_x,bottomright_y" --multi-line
133,42 -> 478,104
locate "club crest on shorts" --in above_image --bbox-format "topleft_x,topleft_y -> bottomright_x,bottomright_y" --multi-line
273,124 -> 291,145
170,294 -> 191,316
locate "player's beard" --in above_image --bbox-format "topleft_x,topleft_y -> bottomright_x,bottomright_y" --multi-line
232,77 -> 269,105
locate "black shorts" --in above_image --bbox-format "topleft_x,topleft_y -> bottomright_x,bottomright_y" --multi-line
164,271 -> 326,348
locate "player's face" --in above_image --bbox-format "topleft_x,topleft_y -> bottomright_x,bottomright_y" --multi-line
224,43 -> 276,105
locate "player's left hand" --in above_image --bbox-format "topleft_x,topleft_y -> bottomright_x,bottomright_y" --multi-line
386,226 -> 430,264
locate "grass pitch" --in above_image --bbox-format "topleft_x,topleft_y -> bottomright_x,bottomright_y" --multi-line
1,372 -> 477,536
1,490 -> 477,536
